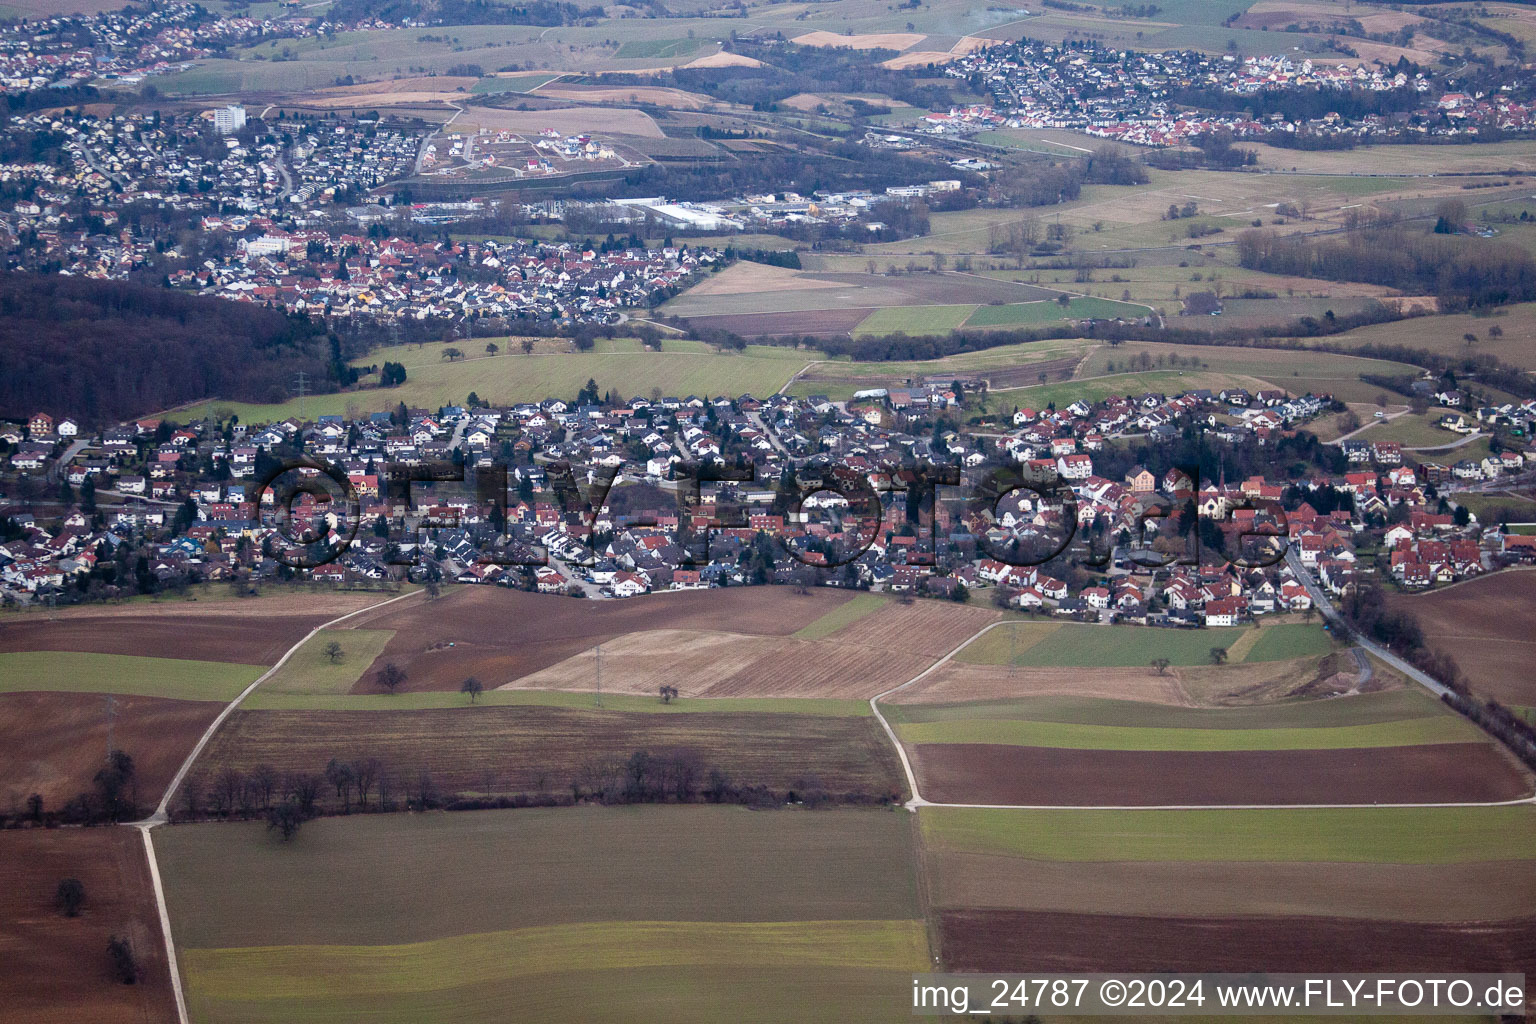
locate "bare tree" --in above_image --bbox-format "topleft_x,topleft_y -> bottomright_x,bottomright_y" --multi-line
1151,657 -> 1171,676
266,801 -> 305,842
179,774 -> 203,822
249,764 -> 278,810
324,758 -> 354,813
324,640 -> 344,664
659,684 -> 679,703
351,757 -> 380,811
211,767 -> 244,818
377,662 -> 406,693
1209,646 -> 1229,666
106,936 -> 138,985
287,772 -> 321,817
55,878 -> 85,917
461,676 -> 484,703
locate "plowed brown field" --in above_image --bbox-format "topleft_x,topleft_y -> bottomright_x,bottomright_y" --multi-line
928,852 -> 1536,923
510,628 -> 931,700
350,587 -> 855,692
0,692 -> 218,813
1387,570 -> 1536,705
909,743 -> 1530,805
0,828 -> 176,1024
197,705 -> 906,808
827,601 -> 999,660
0,590 -> 382,664
939,909 -> 1536,974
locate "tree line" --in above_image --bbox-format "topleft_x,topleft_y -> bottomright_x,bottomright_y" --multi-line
167,747 -> 900,839
1236,227 -> 1536,312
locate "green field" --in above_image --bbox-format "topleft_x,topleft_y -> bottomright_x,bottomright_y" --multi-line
957,622 -> 1333,668
920,805 -> 1536,863
239,688 -> 872,715
852,304 -> 977,336
613,37 -> 708,59
964,295 -> 1149,327
884,689 -> 1443,730
470,73 -> 562,94
784,338 -> 1094,401
160,807 -> 925,1023
1077,342 -> 1428,405
0,651 -> 263,702
261,629 -> 394,695
180,340 -> 813,423
793,593 -> 887,640
982,369 -> 1270,407
895,715 -> 1477,751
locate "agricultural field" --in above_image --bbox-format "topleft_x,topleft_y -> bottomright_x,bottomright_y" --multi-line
260,629 -> 396,695
508,627 -> 935,700
1076,341 -> 1427,405
0,651 -> 262,701
0,690 -> 218,816
0,828 -> 177,1024
195,702 -> 907,809
793,593 -> 887,640
662,264 -> 1058,337
179,338 -> 815,423
851,303 -> 977,337
922,804 -> 1536,974
1320,301 -> 1536,371
1388,570 -> 1536,706
883,620 -> 1530,806
955,621 -> 1333,668
157,807 -> 927,1023
784,338 -> 1093,400
343,585 -> 860,692
0,588 -> 387,664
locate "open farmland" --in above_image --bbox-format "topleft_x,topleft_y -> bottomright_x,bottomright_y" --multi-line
894,649 -> 1383,706
194,703 -> 907,808
157,807 -> 926,1023
786,338 -> 1093,400
0,589 -> 385,665
940,908 -> 1536,974
344,585 -> 858,691
0,651 -> 261,702
261,629 -> 395,695
179,339 -> 812,423
956,621 -> 1333,668
662,268 -> 1058,337
1076,342 -> 1427,404
906,739 -> 1527,805
0,828 -> 176,1024
0,691 -> 219,813
508,628 -> 934,700
500,585 -> 998,700
1387,570 -> 1536,706
885,629 -> 1530,806
822,599 -> 999,659
922,803 -> 1536,974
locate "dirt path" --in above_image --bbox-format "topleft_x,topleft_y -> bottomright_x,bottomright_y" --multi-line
129,588 -> 423,1024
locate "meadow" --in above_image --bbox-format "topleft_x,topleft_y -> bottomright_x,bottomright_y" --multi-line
260,628 -> 395,695
0,650 -> 263,702
920,804 -> 1536,863
1076,342 -> 1428,405
894,714 -> 1477,751
179,338 -> 814,422
956,621 -> 1333,668
158,807 -> 926,1023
